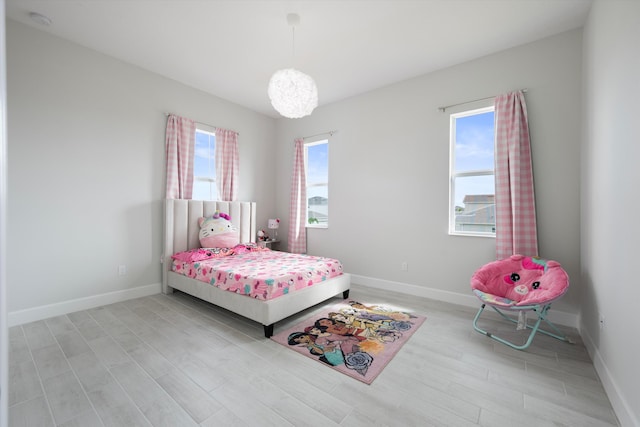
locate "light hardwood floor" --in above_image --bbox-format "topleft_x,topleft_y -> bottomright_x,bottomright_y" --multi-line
9,284 -> 619,426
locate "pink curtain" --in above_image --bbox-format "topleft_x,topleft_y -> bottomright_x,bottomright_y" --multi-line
215,128 -> 239,201
165,115 -> 196,199
494,91 -> 538,259
288,138 -> 307,253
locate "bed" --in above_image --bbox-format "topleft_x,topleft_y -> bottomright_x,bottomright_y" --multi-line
162,199 -> 351,337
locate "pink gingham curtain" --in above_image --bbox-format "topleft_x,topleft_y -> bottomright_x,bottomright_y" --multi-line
165,114 -> 196,199
288,138 -> 307,253
494,91 -> 538,259
215,128 -> 239,201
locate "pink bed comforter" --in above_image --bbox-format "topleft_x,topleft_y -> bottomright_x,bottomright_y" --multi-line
171,249 -> 344,300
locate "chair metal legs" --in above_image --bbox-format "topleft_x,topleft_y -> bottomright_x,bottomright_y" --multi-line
473,303 -> 574,350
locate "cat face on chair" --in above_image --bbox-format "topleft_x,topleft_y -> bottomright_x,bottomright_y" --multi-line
501,255 -> 562,302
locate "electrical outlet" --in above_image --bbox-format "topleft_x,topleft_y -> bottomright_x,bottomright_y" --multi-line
118,265 -> 127,276
599,314 -> 605,330
401,262 -> 408,271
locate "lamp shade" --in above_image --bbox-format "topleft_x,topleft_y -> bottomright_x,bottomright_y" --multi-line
268,218 -> 280,229
268,68 -> 318,118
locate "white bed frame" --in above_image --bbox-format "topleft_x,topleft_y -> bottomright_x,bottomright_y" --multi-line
162,200 -> 351,337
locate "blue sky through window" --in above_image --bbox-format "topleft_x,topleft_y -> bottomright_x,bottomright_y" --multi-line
455,111 -> 494,172
453,110 -> 495,207
306,141 -> 328,199
306,140 -> 329,226
307,142 -> 328,182
194,131 -> 215,177
193,130 -> 217,200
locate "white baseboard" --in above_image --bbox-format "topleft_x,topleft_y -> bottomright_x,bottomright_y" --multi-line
580,325 -> 638,427
350,274 -> 579,328
8,283 -> 162,327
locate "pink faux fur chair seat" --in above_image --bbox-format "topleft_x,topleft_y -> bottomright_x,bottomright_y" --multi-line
471,254 -> 569,308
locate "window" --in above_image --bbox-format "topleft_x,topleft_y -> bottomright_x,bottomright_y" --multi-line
305,139 -> 329,228
192,128 -> 217,200
449,106 -> 495,236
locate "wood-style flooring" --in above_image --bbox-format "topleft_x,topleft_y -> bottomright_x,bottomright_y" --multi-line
8,284 -> 619,426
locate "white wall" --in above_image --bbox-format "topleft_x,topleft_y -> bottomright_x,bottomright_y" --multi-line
276,29 -> 583,321
581,1 -> 640,425
6,21 -> 277,319
1,1 -> 8,424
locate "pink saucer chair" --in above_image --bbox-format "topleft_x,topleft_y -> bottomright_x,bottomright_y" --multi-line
470,254 -> 572,350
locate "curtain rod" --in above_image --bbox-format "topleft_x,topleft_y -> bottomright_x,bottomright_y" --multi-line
165,112 -> 238,134
437,89 -> 528,112
301,130 -> 338,140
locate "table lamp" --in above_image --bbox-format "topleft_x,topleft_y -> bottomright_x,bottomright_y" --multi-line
268,218 -> 280,240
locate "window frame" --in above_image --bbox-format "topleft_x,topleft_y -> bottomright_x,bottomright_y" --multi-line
304,139 -> 329,229
448,104 -> 496,238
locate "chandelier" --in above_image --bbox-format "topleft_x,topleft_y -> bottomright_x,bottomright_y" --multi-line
268,13 -> 318,119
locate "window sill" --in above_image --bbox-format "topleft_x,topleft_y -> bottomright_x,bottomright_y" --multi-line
449,231 -> 495,238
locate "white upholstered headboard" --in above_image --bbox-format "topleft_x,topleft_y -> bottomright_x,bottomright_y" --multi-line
162,199 -> 256,293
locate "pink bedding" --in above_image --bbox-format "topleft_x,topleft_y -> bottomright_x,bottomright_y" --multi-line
171,246 -> 344,301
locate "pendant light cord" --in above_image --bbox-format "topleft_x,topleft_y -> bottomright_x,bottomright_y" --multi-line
291,25 -> 296,66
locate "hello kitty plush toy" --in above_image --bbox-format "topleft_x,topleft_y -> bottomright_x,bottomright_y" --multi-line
198,211 -> 239,248
257,229 -> 269,241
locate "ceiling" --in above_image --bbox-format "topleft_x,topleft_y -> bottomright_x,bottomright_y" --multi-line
6,0 -> 593,118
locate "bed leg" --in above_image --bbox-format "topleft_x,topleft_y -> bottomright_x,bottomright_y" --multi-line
342,290 -> 350,299
264,324 -> 274,338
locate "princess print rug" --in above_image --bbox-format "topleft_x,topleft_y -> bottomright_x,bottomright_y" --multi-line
271,300 -> 426,384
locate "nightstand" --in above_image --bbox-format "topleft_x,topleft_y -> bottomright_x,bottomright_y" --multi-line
257,239 -> 280,250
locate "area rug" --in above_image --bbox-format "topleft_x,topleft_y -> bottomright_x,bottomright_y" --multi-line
271,300 -> 426,384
